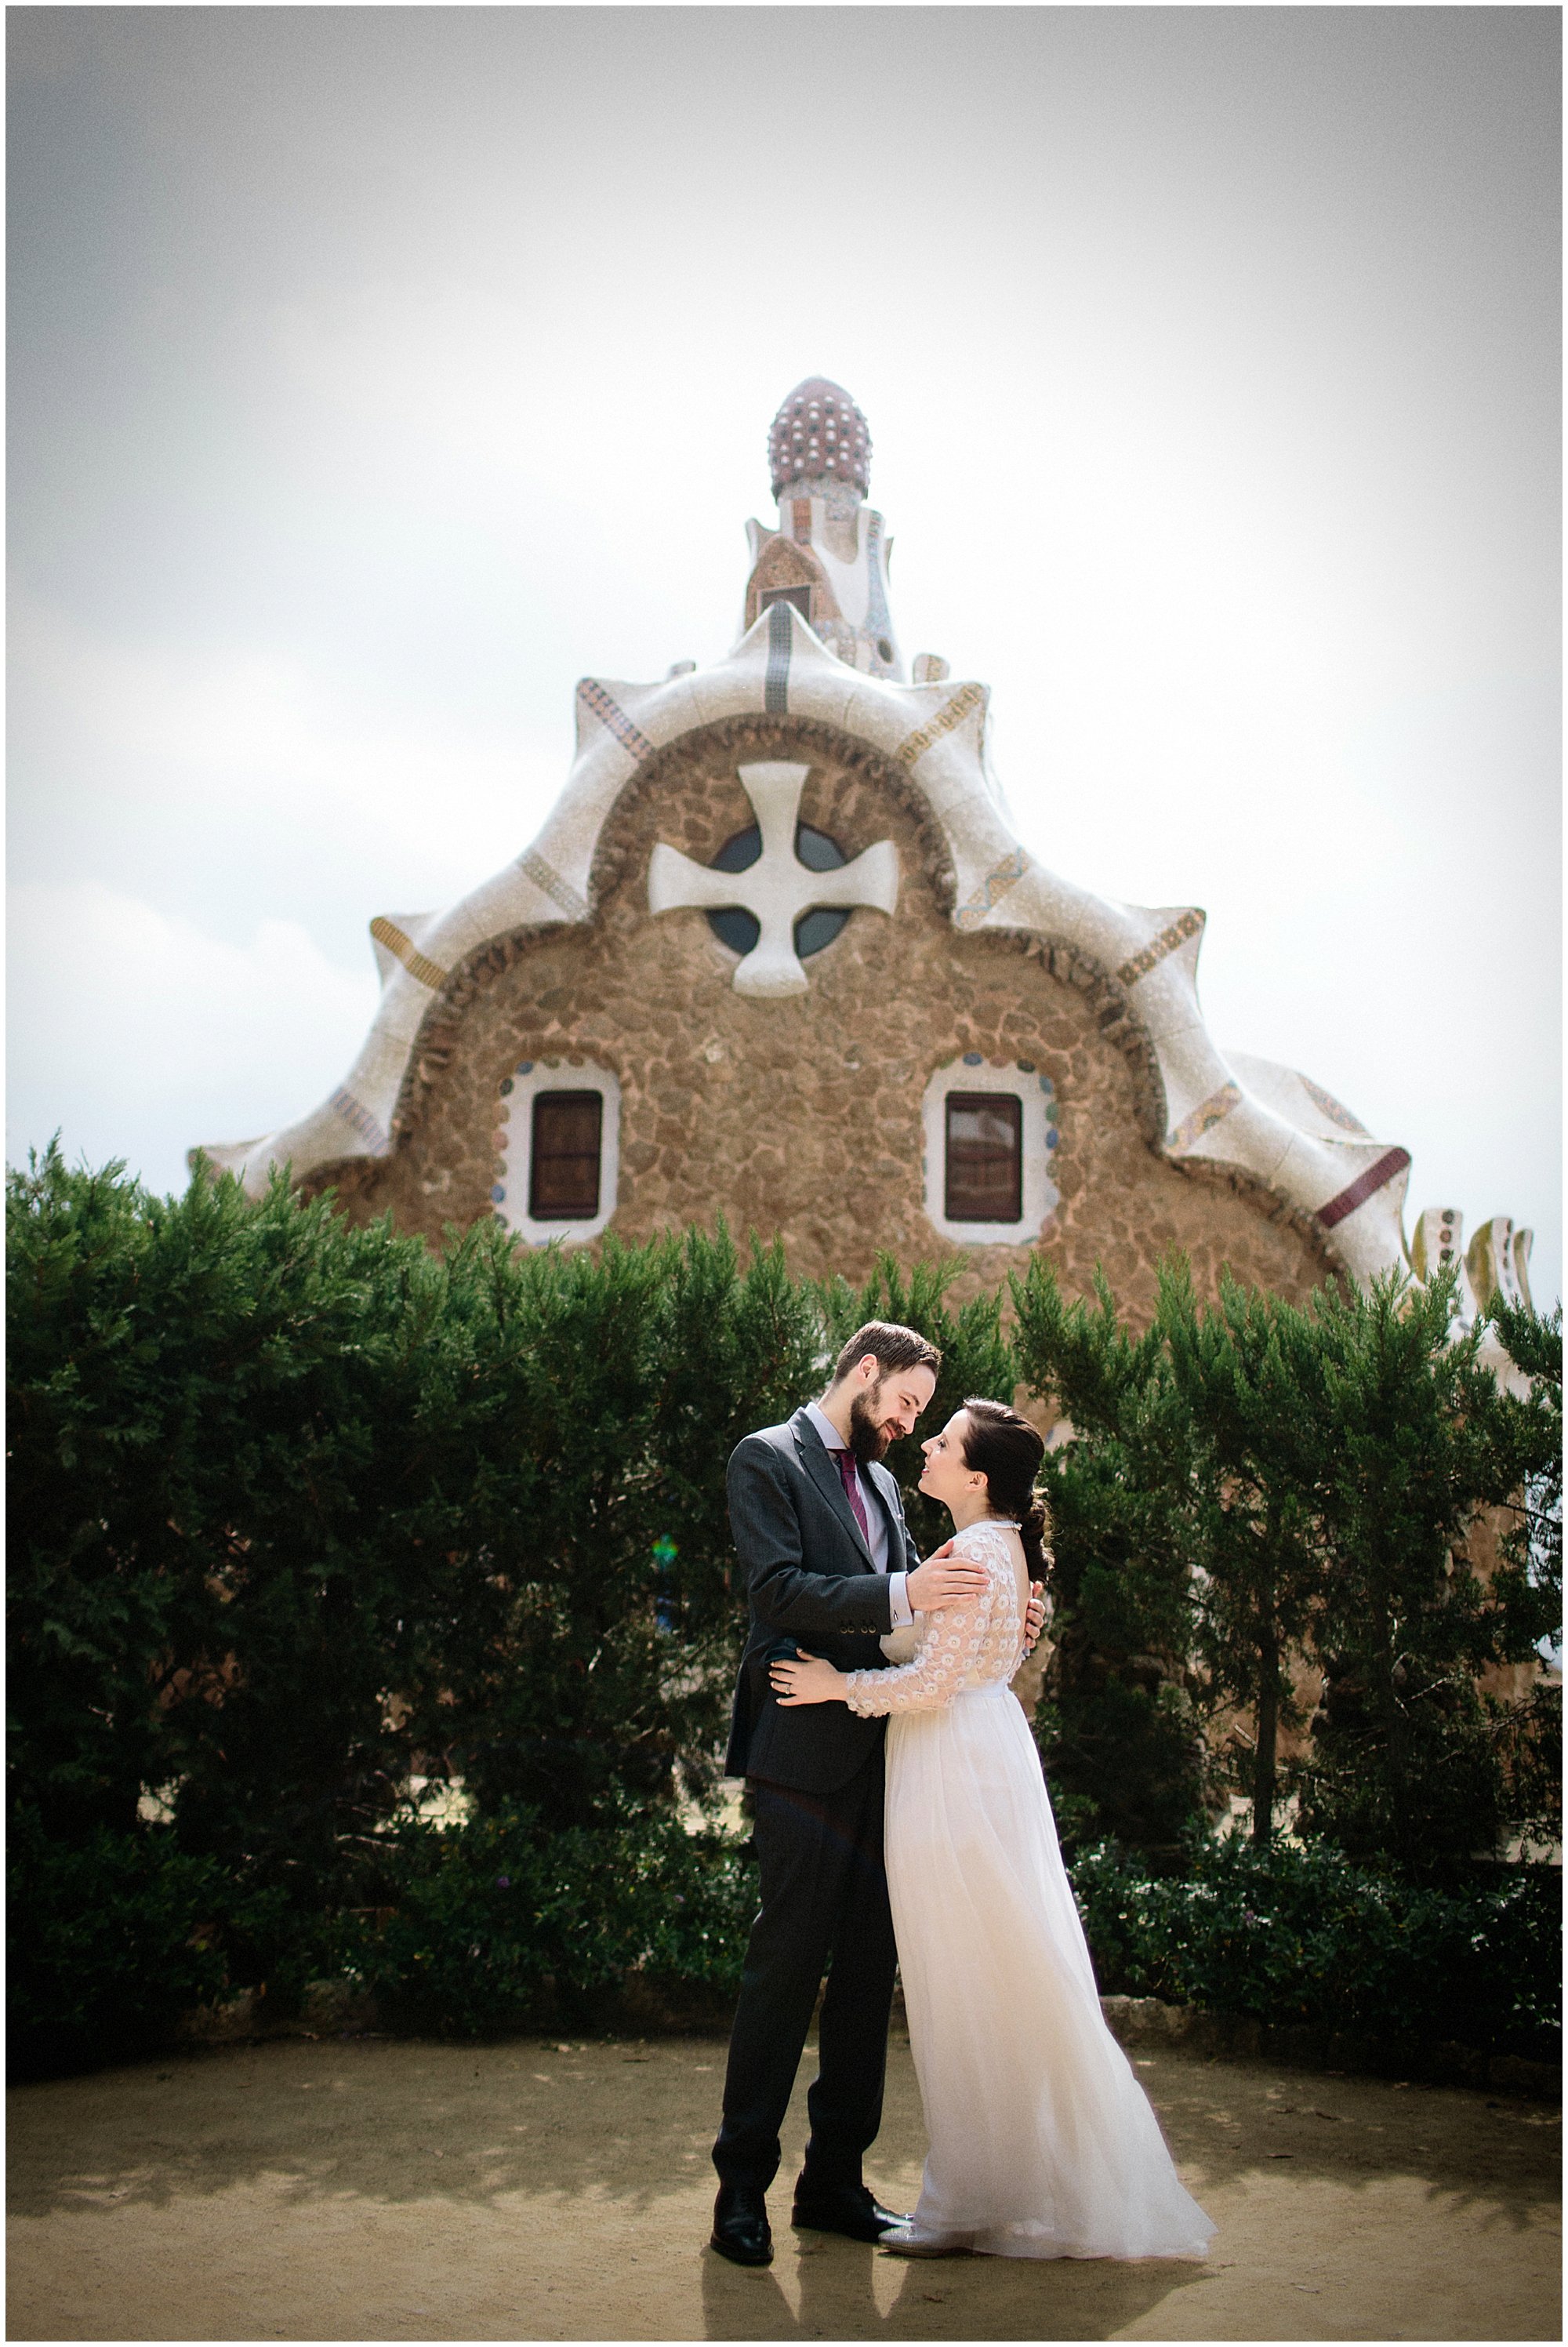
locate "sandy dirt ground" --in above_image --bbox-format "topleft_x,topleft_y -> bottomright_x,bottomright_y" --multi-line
7,2029 -> 1559,2343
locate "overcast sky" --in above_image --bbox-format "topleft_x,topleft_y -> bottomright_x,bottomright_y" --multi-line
8,5 -> 1561,1308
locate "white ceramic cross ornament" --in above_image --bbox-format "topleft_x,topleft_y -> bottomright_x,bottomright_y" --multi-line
648,761 -> 898,997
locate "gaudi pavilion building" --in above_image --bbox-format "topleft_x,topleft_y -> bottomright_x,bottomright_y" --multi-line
195,380 -> 1532,1334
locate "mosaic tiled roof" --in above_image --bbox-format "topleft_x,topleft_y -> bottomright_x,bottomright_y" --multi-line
768,378 -> 871,500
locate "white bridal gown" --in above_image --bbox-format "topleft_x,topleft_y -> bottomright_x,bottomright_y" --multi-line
844,1520 -> 1215,2261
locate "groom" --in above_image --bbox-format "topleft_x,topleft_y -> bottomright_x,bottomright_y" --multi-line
710,1321 -> 1022,2268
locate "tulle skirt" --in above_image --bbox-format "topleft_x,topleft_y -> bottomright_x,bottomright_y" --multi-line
885,1683 -> 1215,2260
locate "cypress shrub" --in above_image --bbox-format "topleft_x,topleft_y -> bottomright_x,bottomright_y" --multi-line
1011,1263 -> 1208,1859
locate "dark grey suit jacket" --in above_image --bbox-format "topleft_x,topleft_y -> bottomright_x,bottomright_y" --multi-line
724,1406 -> 922,1793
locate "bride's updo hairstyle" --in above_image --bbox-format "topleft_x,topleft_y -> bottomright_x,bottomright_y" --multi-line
960,1398 -> 1051,1584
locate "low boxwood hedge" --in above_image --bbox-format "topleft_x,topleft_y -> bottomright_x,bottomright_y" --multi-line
1072,1832 -> 1560,2063
9,1806 -> 234,2077
11,1804 -> 1558,2073
350,1804 -> 758,2036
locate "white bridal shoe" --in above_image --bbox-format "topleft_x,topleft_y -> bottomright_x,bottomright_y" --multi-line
879,2222 -> 968,2258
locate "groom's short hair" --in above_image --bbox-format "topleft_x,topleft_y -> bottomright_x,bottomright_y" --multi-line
830,1321 -> 942,1386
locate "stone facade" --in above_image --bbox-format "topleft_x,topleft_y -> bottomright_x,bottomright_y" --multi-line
307,713 -> 1336,1315
198,376 -> 1532,1350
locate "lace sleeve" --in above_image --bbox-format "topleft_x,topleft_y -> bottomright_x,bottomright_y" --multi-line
843,1527 -> 1013,1717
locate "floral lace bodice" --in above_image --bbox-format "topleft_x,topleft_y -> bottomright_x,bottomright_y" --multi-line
844,1522 -> 1025,1716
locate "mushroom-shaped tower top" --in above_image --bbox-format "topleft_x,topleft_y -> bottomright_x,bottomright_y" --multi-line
768,377 -> 871,501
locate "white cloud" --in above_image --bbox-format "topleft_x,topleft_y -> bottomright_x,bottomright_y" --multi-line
6,881 -> 379,1194
8,595 -> 564,925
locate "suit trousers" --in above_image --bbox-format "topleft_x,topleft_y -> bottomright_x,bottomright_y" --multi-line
713,1741 -> 898,2196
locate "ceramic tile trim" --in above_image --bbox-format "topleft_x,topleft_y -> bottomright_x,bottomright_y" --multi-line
368,917 -> 448,993
1167,1082 -> 1243,1154
1117,910 -> 1204,990
1317,1148 -> 1413,1230
518,850 -> 590,923
895,680 -> 987,770
1299,1074 -> 1368,1136
576,679 -> 655,765
953,846 -> 1029,931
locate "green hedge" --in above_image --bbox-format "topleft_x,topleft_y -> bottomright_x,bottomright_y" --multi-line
8,1150 -> 1560,2076
17,1805 -> 1555,2072
6,1150 -> 833,1874
10,1805 -> 235,2077
1072,1833 -> 1561,2063
7,1800 -> 757,2069
352,1804 -> 757,2036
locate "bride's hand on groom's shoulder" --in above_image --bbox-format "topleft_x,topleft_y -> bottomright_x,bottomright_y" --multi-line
906,1543 -> 989,1612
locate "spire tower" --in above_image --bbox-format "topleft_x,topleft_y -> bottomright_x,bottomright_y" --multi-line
742,377 -> 901,678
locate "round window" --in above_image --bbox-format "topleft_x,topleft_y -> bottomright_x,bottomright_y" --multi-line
706,823 -> 851,960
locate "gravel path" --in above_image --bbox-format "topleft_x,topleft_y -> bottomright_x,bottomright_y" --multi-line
7,2030 -> 1559,2342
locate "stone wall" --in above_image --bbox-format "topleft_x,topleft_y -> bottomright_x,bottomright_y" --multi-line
308,718 -> 1339,1318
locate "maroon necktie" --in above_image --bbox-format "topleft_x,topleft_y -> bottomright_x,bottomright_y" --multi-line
835,1448 -> 872,1549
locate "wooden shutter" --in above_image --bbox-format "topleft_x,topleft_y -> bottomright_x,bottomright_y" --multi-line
529,1092 -> 603,1220
944,1093 -> 1022,1223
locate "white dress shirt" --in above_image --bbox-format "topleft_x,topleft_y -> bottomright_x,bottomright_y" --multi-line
805,1401 -> 915,1629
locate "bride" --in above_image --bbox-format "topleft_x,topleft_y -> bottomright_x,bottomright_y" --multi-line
770,1397 -> 1214,2262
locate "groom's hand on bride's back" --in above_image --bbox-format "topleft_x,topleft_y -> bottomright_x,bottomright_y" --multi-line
909,1546 -> 1051,1654
905,1540 -> 990,1611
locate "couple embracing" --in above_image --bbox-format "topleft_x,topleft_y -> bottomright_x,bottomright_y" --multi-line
710,1321 -> 1214,2266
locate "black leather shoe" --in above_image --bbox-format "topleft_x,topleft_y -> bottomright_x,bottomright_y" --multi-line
711,2184 -> 773,2266
791,2178 -> 908,2243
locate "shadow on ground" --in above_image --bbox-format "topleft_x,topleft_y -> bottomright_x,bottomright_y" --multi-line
698,2236 -> 1206,2341
8,2030 -> 1555,2225
7,2032 -> 1560,2342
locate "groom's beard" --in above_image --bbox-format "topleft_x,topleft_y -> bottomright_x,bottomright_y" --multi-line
847,1388 -> 895,1466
